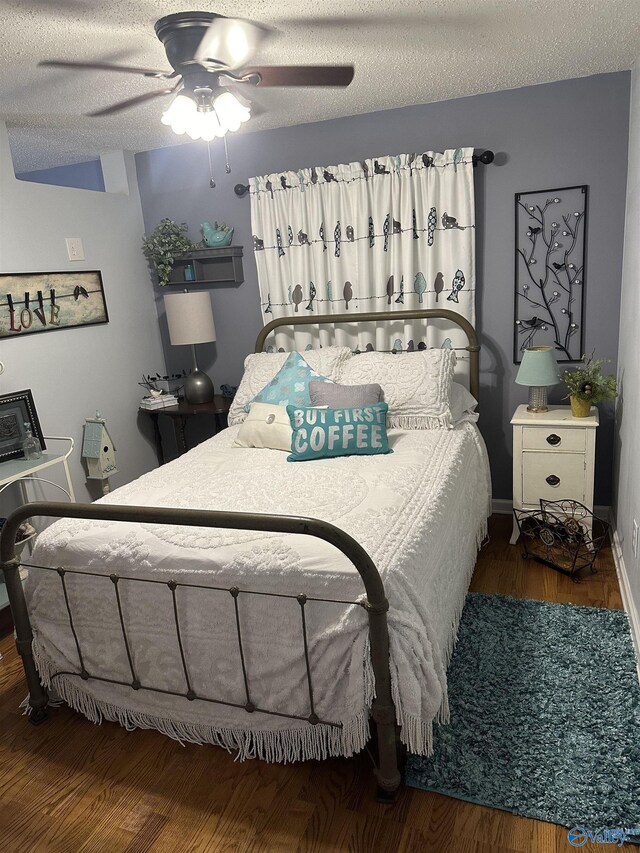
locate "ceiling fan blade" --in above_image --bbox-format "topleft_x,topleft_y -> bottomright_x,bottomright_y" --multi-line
195,16 -> 270,69
86,87 -> 177,117
39,60 -> 173,79
240,65 -> 354,87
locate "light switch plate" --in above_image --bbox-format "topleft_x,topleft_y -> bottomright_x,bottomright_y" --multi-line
65,237 -> 85,261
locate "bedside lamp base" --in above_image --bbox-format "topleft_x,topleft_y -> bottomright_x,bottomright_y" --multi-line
526,385 -> 549,413
184,369 -> 215,404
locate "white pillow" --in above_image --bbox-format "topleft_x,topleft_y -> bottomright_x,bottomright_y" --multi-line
450,382 -> 479,426
228,346 -> 352,426
233,403 -> 292,451
339,349 -> 457,429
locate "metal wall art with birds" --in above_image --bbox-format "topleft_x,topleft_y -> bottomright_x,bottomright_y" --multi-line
514,185 -> 587,363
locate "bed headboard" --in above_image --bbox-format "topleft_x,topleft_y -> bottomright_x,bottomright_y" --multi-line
254,308 -> 480,399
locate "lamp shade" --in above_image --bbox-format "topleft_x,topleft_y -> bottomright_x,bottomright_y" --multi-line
515,346 -> 560,387
164,291 -> 216,346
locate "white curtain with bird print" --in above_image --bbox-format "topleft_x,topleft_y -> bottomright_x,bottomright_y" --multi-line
249,148 -> 475,365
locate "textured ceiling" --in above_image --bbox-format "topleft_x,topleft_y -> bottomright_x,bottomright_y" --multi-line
2,0 -> 639,172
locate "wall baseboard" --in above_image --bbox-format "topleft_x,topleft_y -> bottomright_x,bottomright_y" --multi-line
610,524 -> 640,681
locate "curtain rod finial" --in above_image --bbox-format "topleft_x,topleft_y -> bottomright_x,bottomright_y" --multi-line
234,183 -> 250,197
474,150 -> 495,166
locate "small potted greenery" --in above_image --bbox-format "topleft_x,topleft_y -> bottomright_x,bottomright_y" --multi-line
142,219 -> 197,287
563,353 -> 618,417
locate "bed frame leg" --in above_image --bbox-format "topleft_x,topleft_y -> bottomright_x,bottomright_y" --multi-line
367,598 -> 402,801
2,558 -> 49,724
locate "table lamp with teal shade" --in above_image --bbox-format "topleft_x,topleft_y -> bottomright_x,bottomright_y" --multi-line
515,346 -> 560,413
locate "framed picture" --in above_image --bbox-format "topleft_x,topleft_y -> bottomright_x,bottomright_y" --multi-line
0,390 -> 46,461
0,270 -> 108,340
514,186 -> 588,363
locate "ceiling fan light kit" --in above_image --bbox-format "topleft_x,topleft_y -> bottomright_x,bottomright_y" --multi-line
161,90 -> 250,141
39,10 -> 354,149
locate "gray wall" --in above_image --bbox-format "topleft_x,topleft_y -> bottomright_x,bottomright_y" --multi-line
614,59 -> 640,620
135,72 -> 630,503
0,126 -> 166,505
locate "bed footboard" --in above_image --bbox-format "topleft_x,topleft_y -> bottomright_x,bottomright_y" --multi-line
0,501 -> 402,797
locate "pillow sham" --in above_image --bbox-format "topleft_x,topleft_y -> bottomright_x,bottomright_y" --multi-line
309,380 -> 382,408
227,346 -> 351,426
249,351 -> 333,409
233,403 -> 292,451
339,349 -> 457,429
286,402 -> 392,462
450,382 -> 479,426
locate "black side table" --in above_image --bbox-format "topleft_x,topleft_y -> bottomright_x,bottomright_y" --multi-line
139,395 -> 232,465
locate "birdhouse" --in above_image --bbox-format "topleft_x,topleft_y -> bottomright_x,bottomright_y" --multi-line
82,412 -> 117,488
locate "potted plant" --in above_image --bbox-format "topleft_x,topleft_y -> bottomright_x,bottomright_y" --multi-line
563,354 -> 618,418
142,219 -> 197,287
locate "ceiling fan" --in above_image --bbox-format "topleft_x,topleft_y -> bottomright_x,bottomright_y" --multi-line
39,11 -> 355,142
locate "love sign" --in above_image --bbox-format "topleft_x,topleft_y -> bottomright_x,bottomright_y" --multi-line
0,271 -> 108,339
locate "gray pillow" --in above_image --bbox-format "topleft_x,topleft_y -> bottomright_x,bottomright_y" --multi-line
309,380 -> 382,407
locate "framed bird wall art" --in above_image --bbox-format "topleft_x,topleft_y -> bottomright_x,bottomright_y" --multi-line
0,270 -> 109,339
514,185 -> 587,363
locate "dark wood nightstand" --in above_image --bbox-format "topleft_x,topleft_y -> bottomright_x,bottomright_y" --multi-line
139,395 -> 232,465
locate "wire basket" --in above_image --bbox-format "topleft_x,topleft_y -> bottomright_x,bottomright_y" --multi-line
513,499 -> 609,581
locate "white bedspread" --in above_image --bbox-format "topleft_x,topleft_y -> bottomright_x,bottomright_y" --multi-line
25,423 -> 491,761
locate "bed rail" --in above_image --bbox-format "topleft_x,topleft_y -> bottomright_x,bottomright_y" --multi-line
255,307 -> 481,399
0,500 -> 401,796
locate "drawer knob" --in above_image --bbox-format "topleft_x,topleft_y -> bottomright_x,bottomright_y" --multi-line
546,474 -> 560,486
546,433 -> 561,446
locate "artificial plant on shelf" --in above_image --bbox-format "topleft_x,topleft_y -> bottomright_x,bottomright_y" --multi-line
142,219 -> 197,287
563,354 -> 618,418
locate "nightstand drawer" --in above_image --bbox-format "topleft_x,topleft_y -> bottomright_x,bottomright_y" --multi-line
522,427 -> 585,452
522,452 -> 585,504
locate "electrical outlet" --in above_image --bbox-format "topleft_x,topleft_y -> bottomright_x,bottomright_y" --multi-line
633,520 -> 639,558
65,237 -> 85,261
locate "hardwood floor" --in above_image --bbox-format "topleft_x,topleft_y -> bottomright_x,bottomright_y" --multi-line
0,515 -> 632,852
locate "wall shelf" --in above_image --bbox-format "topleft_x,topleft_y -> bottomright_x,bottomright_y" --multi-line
167,246 -> 244,287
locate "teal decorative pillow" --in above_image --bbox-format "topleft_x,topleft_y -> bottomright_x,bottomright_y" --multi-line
246,351 -> 334,411
286,402 -> 392,462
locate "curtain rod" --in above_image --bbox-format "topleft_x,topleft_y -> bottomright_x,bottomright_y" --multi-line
233,150 -> 495,198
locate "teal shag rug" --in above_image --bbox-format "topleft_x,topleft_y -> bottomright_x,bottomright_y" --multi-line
406,594 -> 640,837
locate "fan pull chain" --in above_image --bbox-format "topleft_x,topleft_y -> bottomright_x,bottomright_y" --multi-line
207,140 -> 215,188
223,135 -> 231,174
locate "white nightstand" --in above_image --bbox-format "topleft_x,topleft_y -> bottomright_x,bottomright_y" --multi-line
510,405 -> 599,544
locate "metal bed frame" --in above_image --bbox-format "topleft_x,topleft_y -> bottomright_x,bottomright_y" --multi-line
0,308 -> 479,800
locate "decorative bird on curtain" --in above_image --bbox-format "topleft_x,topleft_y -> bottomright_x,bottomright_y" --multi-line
447,269 -> 466,303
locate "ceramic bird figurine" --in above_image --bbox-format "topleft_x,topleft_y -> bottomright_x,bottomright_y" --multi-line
201,221 -> 234,247
434,272 -> 444,302
292,285 -> 303,312
447,269 -> 466,303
